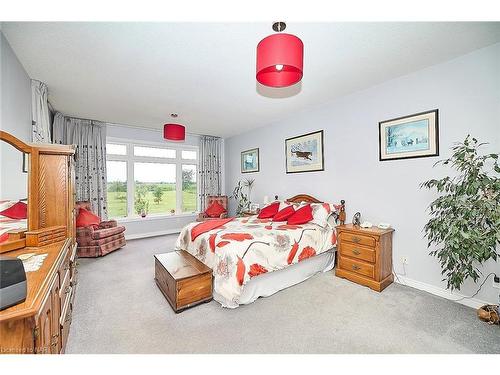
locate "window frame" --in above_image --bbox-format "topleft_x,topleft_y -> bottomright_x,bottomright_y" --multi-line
106,137 -> 199,220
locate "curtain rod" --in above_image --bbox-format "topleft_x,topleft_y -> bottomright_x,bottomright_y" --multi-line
54,111 -> 220,139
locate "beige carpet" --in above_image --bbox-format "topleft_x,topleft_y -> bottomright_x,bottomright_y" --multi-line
66,234 -> 500,354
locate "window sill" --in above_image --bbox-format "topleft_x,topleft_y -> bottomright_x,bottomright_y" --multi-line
114,213 -> 197,223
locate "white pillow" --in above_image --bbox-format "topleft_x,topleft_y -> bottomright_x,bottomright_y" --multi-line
310,203 -> 339,228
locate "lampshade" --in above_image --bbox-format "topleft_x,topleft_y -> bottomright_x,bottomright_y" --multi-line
163,123 -> 185,141
256,33 -> 303,88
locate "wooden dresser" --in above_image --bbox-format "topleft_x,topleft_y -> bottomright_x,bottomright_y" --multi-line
335,224 -> 394,292
0,131 -> 77,354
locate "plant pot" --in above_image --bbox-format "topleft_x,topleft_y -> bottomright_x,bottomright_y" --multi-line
477,304 -> 499,325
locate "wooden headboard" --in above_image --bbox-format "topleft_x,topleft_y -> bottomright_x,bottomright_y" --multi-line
286,194 -> 346,225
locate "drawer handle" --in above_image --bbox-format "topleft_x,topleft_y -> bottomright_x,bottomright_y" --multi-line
351,236 -> 361,243
352,249 -> 361,255
64,286 -> 71,294
65,312 -> 72,323
352,265 -> 361,271
51,333 -> 59,339
71,280 -> 78,287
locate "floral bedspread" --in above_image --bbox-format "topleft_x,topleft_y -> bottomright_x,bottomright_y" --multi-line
175,216 -> 337,308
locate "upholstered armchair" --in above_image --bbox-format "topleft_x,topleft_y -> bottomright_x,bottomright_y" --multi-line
75,201 -> 126,257
197,195 -> 229,222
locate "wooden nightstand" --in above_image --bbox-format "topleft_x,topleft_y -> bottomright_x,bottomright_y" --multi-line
335,224 -> 394,292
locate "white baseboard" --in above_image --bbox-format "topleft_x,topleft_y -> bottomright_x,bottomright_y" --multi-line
395,274 -> 493,309
125,229 -> 181,240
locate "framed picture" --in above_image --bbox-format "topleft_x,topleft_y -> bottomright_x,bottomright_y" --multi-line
379,109 -> 439,161
241,148 -> 259,173
285,130 -> 324,173
22,153 -> 29,173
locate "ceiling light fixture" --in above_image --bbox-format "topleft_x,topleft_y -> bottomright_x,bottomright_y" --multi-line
256,22 -> 304,88
163,113 -> 185,141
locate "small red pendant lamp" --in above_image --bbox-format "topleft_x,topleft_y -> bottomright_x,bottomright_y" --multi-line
256,22 -> 303,88
163,113 -> 186,141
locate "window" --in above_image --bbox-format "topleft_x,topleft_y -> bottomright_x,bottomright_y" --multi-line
106,141 -> 198,219
106,160 -> 127,218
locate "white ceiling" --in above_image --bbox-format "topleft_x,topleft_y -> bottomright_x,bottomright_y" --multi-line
3,22 -> 500,138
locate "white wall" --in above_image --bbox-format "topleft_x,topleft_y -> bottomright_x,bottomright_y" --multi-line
107,123 -> 202,239
0,31 -> 31,200
225,43 -> 500,305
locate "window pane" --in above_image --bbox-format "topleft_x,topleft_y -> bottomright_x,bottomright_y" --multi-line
107,143 -> 127,155
134,146 -> 176,158
182,150 -> 197,160
182,164 -> 197,213
134,162 -> 176,216
106,161 -> 127,218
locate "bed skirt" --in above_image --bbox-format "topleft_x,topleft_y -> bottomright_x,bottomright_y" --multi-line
214,248 -> 336,308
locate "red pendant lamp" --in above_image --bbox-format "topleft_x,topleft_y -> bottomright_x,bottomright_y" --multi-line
163,113 -> 186,141
256,22 -> 303,88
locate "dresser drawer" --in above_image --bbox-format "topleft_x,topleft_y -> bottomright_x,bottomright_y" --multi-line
59,269 -> 71,309
339,232 -> 376,247
339,257 -> 375,279
340,242 -> 375,263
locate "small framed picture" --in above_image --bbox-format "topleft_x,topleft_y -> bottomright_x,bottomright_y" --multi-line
285,130 -> 324,173
379,109 -> 439,161
22,153 -> 29,173
241,148 -> 259,173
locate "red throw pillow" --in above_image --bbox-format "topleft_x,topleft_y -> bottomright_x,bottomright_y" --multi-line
257,202 -> 280,219
76,208 -> 101,228
205,201 -> 226,218
0,201 -> 27,219
273,205 -> 295,222
287,204 -> 313,225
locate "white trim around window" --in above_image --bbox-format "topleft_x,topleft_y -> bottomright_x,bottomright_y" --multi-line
106,137 -> 199,220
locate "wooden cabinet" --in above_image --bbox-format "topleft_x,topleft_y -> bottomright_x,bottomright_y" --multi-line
335,224 -> 394,292
0,132 -> 76,354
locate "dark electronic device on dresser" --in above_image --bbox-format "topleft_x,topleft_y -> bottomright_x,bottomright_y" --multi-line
0,256 -> 27,310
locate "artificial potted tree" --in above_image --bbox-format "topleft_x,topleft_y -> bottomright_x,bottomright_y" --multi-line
421,136 -> 499,324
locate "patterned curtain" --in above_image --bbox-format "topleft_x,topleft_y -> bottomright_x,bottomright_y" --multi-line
31,80 -> 51,143
199,136 -> 223,210
52,112 -> 108,219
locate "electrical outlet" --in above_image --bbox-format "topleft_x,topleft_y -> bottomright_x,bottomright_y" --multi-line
493,275 -> 500,290
401,257 -> 409,265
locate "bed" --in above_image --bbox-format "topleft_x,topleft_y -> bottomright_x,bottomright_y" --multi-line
175,194 -> 345,308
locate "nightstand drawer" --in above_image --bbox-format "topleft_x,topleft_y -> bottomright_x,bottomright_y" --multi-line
339,232 -> 375,247
340,242 -> 375,263
339,257 -> 375,279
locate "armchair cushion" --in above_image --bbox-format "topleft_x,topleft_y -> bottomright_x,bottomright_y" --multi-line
205,201 -> 226,218
76,208 -> 101,228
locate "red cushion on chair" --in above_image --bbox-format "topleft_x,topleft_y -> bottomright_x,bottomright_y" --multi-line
205,201 -> 226,218
257,202 -> 280,219
287,204 -> 313,225
272,205 -> 295,222
0,201 -> 27,219
76,208 -> 101,228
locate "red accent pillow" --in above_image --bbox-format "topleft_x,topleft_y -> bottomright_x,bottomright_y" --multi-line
257,202 -> 280,219
76,208 -> 101,228
205,201 -> 226,218
273,205 -> 295,222
0,201 -> 27,219
287,204 -> 313,225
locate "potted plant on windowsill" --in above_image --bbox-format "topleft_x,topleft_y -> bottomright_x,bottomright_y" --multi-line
421,136 -> 499,323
